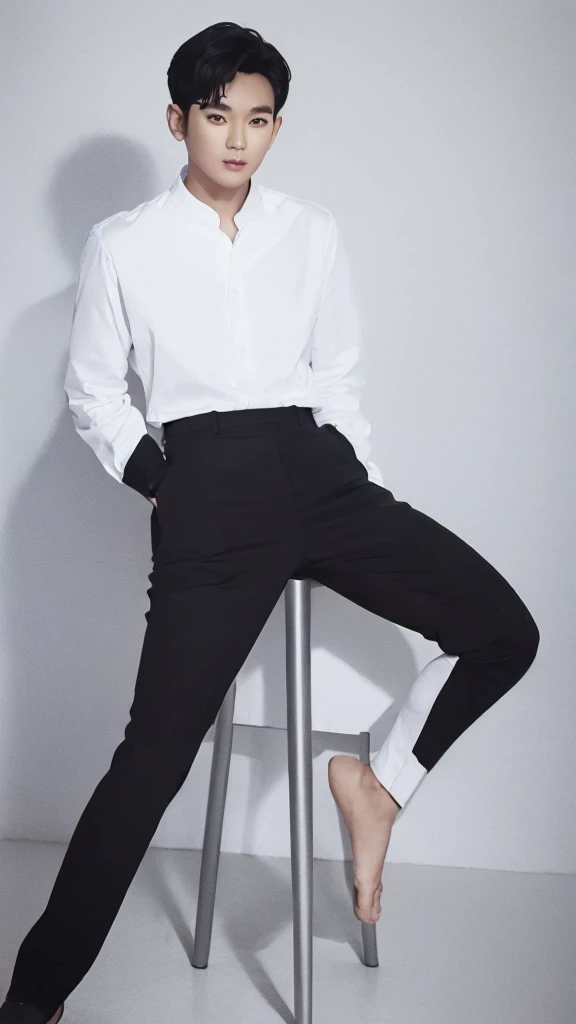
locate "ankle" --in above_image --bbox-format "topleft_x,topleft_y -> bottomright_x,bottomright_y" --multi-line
364,767 -> 401,810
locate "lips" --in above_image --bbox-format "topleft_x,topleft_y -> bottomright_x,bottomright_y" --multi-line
224,160 -> 246,166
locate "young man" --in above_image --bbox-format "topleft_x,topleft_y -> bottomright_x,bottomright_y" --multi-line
1,21 -> 539,1024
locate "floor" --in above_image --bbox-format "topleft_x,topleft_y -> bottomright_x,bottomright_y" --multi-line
1,839 -> 574,1023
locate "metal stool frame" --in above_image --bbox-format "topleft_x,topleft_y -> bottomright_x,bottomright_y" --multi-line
191,577 -> 379,1024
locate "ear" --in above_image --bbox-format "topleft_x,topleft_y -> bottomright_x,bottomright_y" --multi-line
166,103 -> 185,141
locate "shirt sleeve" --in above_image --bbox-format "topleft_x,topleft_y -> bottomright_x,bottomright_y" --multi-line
309,212 -> 384,487
63,226 -> 167,498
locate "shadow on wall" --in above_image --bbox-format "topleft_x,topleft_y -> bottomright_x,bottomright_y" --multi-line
0,135 -> 428,923
1,132 -> 426,834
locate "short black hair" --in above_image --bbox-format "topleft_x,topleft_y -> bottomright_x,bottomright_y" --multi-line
167,22 -> 291,132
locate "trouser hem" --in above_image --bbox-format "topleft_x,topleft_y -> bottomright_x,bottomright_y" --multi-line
369,750 -> 428,809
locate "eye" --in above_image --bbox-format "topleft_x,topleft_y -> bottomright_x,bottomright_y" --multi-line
207,115 -> 268,125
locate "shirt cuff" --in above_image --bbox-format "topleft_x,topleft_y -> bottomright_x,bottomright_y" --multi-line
121,433 -> 166,498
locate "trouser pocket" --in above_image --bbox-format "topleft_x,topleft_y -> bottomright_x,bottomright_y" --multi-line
323,422 -> 357,460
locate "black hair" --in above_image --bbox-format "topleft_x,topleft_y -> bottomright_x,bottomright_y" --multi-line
167,22 -> 291,132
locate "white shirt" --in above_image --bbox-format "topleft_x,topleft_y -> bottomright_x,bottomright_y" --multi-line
64,163 -> 384,497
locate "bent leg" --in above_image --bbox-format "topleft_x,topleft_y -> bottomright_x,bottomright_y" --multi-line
305,482 -> 540,811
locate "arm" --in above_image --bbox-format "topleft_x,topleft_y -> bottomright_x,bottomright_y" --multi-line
63,226 -> 166,499
310,212 -> 384,488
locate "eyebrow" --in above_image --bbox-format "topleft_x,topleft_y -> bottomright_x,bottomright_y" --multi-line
205,101 -> 274,115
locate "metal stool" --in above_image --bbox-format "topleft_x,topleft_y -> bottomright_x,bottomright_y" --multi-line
191,577 -> 379,1024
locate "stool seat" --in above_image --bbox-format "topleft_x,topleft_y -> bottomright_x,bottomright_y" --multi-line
190,577 -> 379,1024
291,571 -> 322,583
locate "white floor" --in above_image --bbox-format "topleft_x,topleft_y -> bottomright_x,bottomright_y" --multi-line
1,838 -> 575,1024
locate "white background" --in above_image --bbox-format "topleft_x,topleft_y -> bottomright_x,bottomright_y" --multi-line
1,0 -> 574,874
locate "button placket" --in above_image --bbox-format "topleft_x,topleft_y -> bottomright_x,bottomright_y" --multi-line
228,249 -> 258,384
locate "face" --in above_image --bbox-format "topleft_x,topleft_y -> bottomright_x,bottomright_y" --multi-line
167,71 -> 282,190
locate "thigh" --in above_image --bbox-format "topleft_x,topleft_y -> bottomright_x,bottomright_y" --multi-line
131,436 -> 299,753
124,555 -> 292,754
303,481 -> 537,652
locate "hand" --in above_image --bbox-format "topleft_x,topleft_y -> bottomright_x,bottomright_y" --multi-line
147,495 -> 158,508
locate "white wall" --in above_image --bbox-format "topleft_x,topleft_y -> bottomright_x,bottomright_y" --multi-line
1,0 -> 574,873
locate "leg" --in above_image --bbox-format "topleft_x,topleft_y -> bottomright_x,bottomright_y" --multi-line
304,479 -> 540,922
4,552 -> 292,1019
4,406 -> 314,1020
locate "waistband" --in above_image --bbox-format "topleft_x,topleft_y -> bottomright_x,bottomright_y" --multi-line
162,405 -> 316,440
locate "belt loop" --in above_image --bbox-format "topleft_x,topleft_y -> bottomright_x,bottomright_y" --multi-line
211,410 -> 220,434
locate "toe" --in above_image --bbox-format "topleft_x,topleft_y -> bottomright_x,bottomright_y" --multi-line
372,881 -> 383,918
353,878 -> 383,924
354,881 -> 380,924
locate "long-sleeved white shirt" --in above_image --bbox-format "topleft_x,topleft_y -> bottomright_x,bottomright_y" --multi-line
64,162 -> 384,497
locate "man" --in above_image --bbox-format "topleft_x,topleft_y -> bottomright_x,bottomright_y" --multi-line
1,20 -> 539,1024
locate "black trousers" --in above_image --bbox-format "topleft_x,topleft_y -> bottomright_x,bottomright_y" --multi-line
6,405 -> 539,1018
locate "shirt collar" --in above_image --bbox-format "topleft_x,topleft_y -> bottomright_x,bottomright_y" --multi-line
168,163 -> 265,228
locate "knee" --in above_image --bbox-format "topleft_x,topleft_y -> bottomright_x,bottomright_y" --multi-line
510,608 -> 540,668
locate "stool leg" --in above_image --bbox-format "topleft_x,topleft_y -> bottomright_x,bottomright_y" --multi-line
191,678 -> 237,969
358,731 -> 380,968
285,578 -> 313,1024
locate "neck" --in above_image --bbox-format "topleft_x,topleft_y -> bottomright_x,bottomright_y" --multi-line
183,166 -> 251,220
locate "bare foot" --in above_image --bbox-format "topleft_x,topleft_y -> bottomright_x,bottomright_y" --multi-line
328,754 -> 401,924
